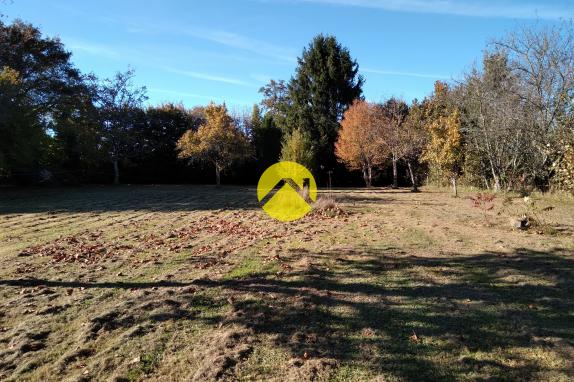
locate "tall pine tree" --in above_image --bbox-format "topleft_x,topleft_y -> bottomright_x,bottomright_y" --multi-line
286,34 -> 363,177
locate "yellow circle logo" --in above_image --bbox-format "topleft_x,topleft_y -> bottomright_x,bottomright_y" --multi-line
257,161 -> 317,222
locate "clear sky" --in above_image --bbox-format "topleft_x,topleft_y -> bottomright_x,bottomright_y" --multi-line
2,0 -> 572,112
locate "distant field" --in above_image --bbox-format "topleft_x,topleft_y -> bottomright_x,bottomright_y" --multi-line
0,185 -> 573,381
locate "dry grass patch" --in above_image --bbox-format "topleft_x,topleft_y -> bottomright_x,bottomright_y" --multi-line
0,185 -> 573,381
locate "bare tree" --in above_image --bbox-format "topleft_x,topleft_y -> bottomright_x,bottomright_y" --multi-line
455,52 -> 544,190
493,22 -> 574,186
378,98 -> 409,188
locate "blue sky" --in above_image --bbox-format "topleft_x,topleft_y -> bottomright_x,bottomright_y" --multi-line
2,0 -> 572,112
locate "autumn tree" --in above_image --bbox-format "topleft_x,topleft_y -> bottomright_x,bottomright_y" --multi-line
177,103 -> 251,185
422,83 -> 464,196
336,100 -> 384,187
552,129 -> 574,191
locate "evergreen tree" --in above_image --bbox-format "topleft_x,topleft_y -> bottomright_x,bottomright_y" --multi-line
286,34 -> 364,175
253,113 -> 282,171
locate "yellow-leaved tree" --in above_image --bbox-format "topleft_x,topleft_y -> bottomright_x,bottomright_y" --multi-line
177,103 -> 251,185
422,82 -> 464,196
335,99 -> 384,187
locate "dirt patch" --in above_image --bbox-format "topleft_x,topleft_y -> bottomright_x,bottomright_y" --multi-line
286,357 -> 338,382
190,328 -> 254,382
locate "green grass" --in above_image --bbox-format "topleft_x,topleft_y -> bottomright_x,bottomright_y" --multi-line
225,256 -> 280,279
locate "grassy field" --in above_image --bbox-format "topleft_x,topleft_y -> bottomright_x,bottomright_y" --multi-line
0,185 -> 573,381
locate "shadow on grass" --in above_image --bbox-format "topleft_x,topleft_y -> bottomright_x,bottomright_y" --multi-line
1,246 -> 573,380
0,186 -> 429,214
0,185 -> 259,214
200,246 -> 574,380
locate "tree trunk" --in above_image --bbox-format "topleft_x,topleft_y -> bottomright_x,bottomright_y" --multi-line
113,160 -> 120,185
407,160 -> 417,192
392,154 -> 398,188
362,166 -> 369,187
489,160 -> 501,191
368,165 -> 372,188
451,176 -> 458,197
215,165 -> 221,186
492,173 -> 501,191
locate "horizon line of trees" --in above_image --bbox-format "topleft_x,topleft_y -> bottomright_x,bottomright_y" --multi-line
1,18 -> 574,194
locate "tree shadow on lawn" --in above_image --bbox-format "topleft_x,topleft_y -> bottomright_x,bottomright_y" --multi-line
0,186 -> 424,214
1,247 -> 573,380
198,246 -> 574,380
0,185 -> 260,214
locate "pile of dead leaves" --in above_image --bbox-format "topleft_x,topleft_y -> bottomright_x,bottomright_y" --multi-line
309,196 -> 348,219
19,231 -> 117,264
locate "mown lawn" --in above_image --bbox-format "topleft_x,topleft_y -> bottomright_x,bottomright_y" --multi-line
0,185 -> 573,381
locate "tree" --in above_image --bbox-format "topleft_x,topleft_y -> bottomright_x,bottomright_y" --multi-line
253,112 -> 282,172
280,128 -> 315,170
336,100 -> 384,187
456,52 -> 543,191
402,100 -> 428,192
251,104 -> 262,132
379,98 -> 409,188
177,103 -> 251,185
128,103 -> 204,183
493,22 -> 574,190
49,82 -> 102,183
259,79 -> 290,132
286,34 -> 364,175
0,66 -> 43,178
0,20 -> 88,182
422,83 -> 464,196
96,68 -> 147,184
0,20 -> 85,116
552,128 -> 574,192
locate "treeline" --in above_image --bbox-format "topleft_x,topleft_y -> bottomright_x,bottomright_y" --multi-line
0,20 -> 210,184
1,19 -> 574,192
256,22 -> 574,194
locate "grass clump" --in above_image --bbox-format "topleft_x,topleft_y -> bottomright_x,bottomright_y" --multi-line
225,256 -> 279,279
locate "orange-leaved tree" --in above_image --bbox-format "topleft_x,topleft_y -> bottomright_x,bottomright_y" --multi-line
422,82 -> 463,196
176,103 -> 251,185
336,99 -> 385,187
